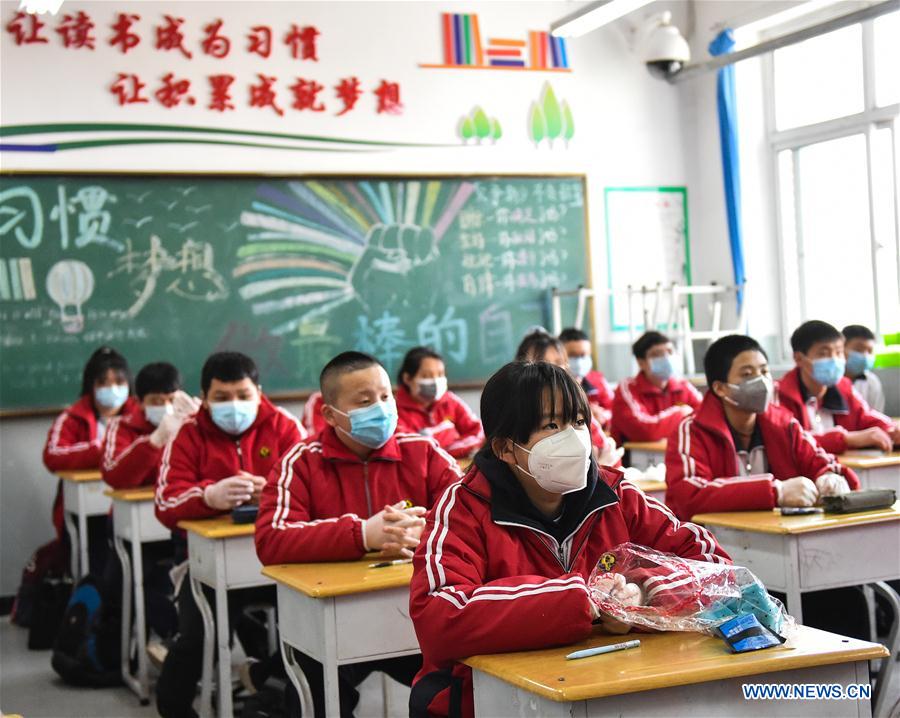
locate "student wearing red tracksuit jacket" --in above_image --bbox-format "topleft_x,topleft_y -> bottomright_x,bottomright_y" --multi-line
515,331 -> 623,465
394,346 -> 485,459
301,390 -> 327,435
665,335 -> 859,522
775,320 -> 898,455
101,362 -> 199,489
256,351 -> 462,717
611,331 -> 703,444
154,352 -> 306,718
408,361 -> 730,717
559,327 -> 615,426
42,346 -> 139,573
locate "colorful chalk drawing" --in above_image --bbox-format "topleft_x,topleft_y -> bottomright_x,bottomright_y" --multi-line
529,83 -> 574,148
235,180 -> 475,338
0,257 -> 37,302
46,259 -> 95,333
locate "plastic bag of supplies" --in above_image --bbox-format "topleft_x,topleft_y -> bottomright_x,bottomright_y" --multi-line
587,542 -> 795,638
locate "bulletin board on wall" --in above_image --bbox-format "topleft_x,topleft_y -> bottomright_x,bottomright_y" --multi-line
603,186 -> 692,332
0,172 -> 591,414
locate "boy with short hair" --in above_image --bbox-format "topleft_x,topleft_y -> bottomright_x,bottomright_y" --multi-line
102,362 -> 199,489
842,324 -> 885,413
559,327 -> 614,425
666,335 -> 859,521
610,331 -> 702,443
154,352 -> 306,718
255,351 -> 462,716
776,320 -> 898,455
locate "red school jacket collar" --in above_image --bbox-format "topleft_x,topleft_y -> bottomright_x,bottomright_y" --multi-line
691,390 -> 796,456
395,384 -> 429,417
631,370 -> 679,397
318,424 -> 403,463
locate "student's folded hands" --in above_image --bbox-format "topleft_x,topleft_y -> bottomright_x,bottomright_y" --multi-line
590,573 -> 642,634
203,475 -> 256,510
846,427 -> 893,452
365,501 -> 427,559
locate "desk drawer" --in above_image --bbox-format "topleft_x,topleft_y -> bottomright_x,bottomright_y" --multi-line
798,520 -> 900,589
335,587 -> 418,661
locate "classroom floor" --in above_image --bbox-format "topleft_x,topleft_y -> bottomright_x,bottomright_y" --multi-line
0,618 -> 409,718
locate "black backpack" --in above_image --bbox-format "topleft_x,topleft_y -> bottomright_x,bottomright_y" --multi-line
51,575 -> 121,687
11,538 -> 73,650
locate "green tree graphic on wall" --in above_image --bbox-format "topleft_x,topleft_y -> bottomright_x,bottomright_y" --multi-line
458,106 -> 502,144
529,83 -> 574,148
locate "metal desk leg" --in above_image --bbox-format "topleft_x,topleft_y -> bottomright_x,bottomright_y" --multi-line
113,534 -> 136,697
785,537 -> 804,624
214,582 -> 233,718
190,577 -> 216,718
76,485 -> 89,577
130,514 -> 150,704
872,581 -> 899,718
64,510 -> 80,580
279,638 -> 314,718
321,599 -> 341,718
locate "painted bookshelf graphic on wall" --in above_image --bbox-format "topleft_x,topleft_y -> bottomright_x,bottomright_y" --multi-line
420,13 -> 571,72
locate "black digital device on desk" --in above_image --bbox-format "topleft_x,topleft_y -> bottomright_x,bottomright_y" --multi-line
232,505 -> 258,524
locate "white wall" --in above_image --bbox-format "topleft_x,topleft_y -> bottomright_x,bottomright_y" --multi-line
0,0 -> 692,595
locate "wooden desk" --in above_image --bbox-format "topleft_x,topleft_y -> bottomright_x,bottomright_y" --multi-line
838,451 -> 900,491
108,487 -> 169,703
623,440 -> 666,470
263,559 -> 418,717
179,517 -> 272,718
631,478 -> 666,503
694,503 -> 900,716
464,626 -> 887,717
58,469 -> 107,579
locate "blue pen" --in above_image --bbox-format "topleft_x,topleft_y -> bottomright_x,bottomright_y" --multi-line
565,639 -> 640,660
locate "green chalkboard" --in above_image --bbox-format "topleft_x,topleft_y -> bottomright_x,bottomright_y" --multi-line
0,173 -> 589,413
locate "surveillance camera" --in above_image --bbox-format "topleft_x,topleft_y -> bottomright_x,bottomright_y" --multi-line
641,12 -> 690,79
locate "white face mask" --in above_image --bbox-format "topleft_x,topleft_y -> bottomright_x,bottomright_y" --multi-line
514,425 -> 592,495
416,376 -> 448,402
144,403 -> 174,427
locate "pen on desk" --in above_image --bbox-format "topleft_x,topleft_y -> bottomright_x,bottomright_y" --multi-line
565,639 -> 640,660
368,558 -> 413,569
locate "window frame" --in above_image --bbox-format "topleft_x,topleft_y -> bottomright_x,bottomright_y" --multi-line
762,11 -> 900,348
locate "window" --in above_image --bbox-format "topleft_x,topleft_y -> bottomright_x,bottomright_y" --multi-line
764,9 -> 900,338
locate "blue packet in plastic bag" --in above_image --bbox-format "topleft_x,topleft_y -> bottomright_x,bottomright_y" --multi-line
715,613 -> 786,653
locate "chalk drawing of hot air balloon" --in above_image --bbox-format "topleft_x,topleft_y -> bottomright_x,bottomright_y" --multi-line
46,260 -> 95,334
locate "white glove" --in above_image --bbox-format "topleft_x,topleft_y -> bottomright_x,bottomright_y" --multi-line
203,476 -> 255,511
597,436 -> 624,467
172,390 -> 201,420
150,412 -> 185,448
815,472 -> 851,498
776,477 -> 819,507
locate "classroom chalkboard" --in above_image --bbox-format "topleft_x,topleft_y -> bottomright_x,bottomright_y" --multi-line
0,174 -> 589,413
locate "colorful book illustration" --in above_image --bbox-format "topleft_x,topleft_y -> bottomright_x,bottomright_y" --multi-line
426,13 -> 570,72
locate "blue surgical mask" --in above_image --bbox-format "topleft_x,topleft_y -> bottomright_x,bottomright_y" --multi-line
649,355 -> 676,382
846,350 -> 874,377
810,356 -> 845,387
569,355 -> 593,379
95,384 -> 129,411
332,398 -> 398,449
209,400 -> 258,435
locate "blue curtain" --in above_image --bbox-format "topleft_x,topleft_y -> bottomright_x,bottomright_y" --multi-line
709,29 -> 745,310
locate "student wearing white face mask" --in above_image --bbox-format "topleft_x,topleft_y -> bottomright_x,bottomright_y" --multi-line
665,335 -> 859,522
395,346 -> 485,459
101,362 -> 199,490
43,346 -> 138,553
408,361 -> 730,718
